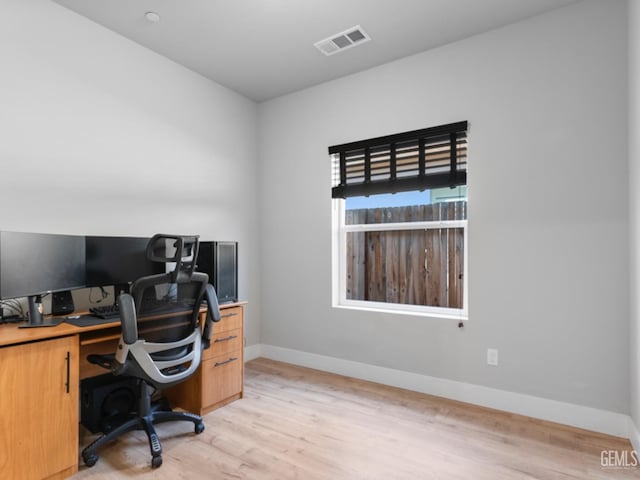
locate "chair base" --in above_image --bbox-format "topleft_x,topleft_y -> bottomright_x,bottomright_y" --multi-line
81,380 -> 205,469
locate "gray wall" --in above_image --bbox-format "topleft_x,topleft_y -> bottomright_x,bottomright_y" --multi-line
258,0 -> 629,413
630,0 -> 640,433
0,0 -> 261,345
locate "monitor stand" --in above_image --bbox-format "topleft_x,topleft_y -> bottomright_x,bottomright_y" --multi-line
19,295 -> 64,328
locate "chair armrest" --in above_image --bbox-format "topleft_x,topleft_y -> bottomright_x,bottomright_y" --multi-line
87,353 -> 116,370
118,293 -> 138,345
202,284 -> 221,349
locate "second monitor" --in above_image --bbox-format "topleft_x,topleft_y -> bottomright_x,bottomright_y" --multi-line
85,236 -> 164,294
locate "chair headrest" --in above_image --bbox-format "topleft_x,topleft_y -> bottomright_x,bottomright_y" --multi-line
146,234 -> 200,284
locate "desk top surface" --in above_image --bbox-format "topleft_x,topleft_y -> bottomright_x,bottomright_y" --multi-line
0,301 -> 245,348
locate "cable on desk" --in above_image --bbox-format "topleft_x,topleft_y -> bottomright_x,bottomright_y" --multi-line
0,299 -> 25,322
89,287 -> 110,305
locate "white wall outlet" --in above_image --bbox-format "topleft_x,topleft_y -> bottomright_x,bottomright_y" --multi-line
487,348 -> 499,366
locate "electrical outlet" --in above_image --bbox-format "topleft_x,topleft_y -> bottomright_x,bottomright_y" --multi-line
487,348 -> 498,366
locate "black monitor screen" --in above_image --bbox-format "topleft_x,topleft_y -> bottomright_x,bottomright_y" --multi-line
85,236 -> 163,287
0,231 -> 86,300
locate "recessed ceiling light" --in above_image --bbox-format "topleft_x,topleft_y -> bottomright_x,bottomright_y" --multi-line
145,11 -> 161,23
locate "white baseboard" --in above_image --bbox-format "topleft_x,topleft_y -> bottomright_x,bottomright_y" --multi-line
630,418 -> 640,451
249,343 -> 631,440
244,343 -> 263,362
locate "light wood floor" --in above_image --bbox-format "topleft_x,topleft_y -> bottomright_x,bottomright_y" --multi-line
74,358 -> 639,479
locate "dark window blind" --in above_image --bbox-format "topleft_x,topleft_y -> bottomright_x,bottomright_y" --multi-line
330,121 -> 467,199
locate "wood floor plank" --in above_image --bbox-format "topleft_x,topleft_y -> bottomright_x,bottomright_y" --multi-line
73,358 -> 639,479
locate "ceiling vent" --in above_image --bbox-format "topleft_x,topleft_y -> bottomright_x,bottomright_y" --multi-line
314,26 -> 371,56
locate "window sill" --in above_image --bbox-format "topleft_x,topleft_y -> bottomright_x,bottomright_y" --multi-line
333,302 -> 468,321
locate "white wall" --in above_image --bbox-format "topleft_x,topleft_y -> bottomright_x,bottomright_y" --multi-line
629,0 -> 640,444
0,0 -> 261,345
258,0 -> 628,413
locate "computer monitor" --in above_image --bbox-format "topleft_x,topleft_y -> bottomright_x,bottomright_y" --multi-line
0,231 -> 86,327
85,236 -> 164,295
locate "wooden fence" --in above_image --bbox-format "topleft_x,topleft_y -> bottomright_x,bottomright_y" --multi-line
345,202 -> 465,308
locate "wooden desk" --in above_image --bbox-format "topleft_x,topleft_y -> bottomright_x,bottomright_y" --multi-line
0,302 -> 245,480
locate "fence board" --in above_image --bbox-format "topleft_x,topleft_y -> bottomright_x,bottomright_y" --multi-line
452,228 -> 464,308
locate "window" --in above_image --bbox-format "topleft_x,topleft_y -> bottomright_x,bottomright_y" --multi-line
330,122 -> 468,319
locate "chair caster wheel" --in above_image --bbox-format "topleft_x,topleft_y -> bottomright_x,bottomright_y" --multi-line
83,452 -> 99,467
195,422 -> 205,434
151,455 -> 163,468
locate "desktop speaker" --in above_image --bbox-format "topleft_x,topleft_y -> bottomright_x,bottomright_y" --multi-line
196,241 -> 238,303
80,374 -> 137,434
51,290 -> 75,316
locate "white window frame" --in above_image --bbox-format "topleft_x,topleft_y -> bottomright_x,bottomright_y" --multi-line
332,198 -> 468,320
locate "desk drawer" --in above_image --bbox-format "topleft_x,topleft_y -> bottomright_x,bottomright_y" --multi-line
215,307 -> 243,333
201,351 -> 243,407
203,328 -> 242,361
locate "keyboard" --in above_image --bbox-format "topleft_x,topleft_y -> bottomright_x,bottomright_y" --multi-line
89,304 -> 120,319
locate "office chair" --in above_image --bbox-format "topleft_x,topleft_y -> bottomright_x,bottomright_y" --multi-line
81,234 -> 221,469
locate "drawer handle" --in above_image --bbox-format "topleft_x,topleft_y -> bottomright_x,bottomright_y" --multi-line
220,312 -> 239,319
65,351 -> 70,394
214,335 -> 238,343
214,357 -> 238,367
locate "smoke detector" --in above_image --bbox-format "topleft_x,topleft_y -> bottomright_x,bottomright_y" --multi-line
314,26 -> 371,56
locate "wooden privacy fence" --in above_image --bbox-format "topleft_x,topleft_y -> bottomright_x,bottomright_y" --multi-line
345,202 -> 466,308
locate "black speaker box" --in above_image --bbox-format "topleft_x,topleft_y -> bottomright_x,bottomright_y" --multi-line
51,290 -> 74,316
196,241 -> 238,303
80,374 -> 138,434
